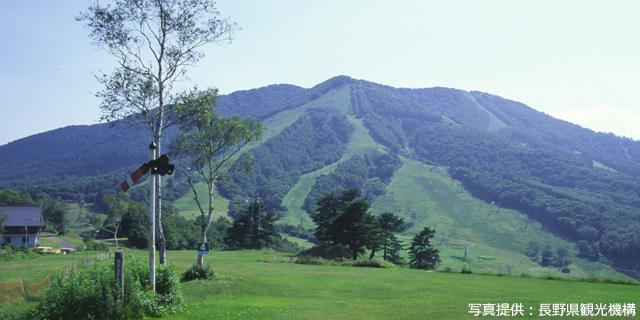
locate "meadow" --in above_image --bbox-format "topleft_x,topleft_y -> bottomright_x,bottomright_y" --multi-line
2,249 -> 638,319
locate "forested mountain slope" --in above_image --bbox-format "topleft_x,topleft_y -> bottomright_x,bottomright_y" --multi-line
2,75 -> 640,269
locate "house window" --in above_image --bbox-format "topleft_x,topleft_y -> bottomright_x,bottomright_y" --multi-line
23,237 -> 27,243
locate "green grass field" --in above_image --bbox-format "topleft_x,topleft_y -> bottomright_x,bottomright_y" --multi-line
2,250 -> 638,319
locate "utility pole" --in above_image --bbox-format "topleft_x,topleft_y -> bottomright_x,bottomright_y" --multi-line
63,200 -> 67,236
24,218 -> 34,247
257,198 -> 261,244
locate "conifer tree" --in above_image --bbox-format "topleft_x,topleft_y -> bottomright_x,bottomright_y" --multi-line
408,227 -> 439,269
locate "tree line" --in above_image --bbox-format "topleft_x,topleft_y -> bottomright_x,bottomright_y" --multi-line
310,187 -> 439,269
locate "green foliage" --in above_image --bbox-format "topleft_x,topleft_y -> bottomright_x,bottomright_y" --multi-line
540,244 -> 554,266
408,227 -> 439,270
267,236 -> 302,254
294,255 -> 333,266
298,243 -> 354,260
276,224 -> 317,243
310,188 -> 380,260
181,263 -> 217,282
527,241 -> 540,257
23,256 -> 183,319
218,109 -> 354,216
363,114 -> 407,153
81,233 -> 109,252
303,153 -> 402,214
409,120 -> 640,267
0,189 -> 22,205
0,245 -> 40,262
170,89 -> 266,262
224,202 -> 284,251
40,197 -> 65,234
217,84 -> 305,118
375,212 -> 406,261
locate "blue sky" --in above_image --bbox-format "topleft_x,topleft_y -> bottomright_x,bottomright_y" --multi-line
1,1 -> 640,146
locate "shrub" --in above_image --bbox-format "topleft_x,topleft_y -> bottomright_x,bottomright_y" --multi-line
23,256 -> 183,320
295,255 -> 331,265
181,263 -> 217,282
298,244 -> 354,259
0,245 -> 39,262
267,236 -> 302,254
352,259 -> 383,268
444,266 -> 454,272
461,266 -> 473,274
561,268 -> 571,274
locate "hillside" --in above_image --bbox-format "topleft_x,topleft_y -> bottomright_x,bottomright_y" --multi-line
2,75 -> 640,271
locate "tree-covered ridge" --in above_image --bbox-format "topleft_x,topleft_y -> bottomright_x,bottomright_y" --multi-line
362,114 -> 407,154
0,123 -> 154,184
303,153 -> 403,215
407,121 -> 640,266
374,85 -> 490,129
217,83 -> 305,118
471,91 -> 640,176
258,76 -> 357,120
218,109 -> 354,217
349,83 -> 442,122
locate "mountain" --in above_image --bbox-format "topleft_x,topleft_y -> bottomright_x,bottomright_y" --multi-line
2,75 -> 640,270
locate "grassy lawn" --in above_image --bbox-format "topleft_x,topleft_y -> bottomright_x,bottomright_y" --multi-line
1,250 -> 638,319
169,250 -> 639,320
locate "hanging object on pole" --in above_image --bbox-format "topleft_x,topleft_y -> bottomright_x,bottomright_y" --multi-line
120,164 -> 151,192
150,154 -> 175,176
119,154 -> 175,192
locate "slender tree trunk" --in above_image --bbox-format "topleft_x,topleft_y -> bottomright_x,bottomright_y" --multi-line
383,238 -> 388,261
197,185 -> 215,266
197,223 -> 207,266
155,133 -> 167,265
157,176 -> 166,264
352,243 -> 358,261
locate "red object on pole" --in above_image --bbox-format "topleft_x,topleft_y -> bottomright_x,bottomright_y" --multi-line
120,164 -> 149,192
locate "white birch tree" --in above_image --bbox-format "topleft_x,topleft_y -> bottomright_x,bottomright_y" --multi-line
169,89 -> 265,266
77,0 -> 238,264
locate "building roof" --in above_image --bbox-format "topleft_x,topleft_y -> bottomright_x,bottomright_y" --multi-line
1,205 -> 46,227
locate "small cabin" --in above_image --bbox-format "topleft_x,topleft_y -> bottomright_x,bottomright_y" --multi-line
1,205 -> 46,247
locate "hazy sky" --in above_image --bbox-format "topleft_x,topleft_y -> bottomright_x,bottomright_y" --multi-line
1,1 -> 640,146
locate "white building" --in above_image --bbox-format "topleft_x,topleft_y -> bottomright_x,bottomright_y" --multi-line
1,205 -> 46,247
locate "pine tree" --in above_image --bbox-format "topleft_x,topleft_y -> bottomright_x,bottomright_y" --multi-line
376,212 -> 406,261
408,227 -> 439,270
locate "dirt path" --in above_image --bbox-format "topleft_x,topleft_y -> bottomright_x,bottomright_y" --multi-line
40,232 -> 77,249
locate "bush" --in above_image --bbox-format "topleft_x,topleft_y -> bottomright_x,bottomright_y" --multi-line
23,256 -> 183,320
0,245 -> 39,262
352,259 -> 382,268
295,255 -> 332,265
461,266 -> 473,274
352,259 -> 399,268
298,244 -> 354,259
181,263 -> 217,282
561,268 -> 571,274
267,236 -> 302,254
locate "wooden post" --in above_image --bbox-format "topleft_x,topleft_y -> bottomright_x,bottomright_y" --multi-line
18,277 -> 26,301
115,251 -> 125,299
